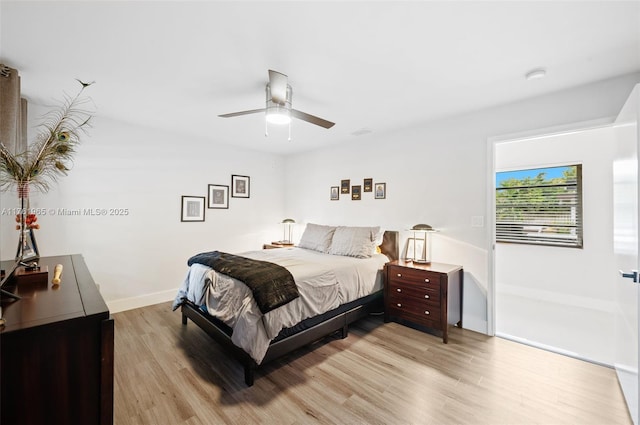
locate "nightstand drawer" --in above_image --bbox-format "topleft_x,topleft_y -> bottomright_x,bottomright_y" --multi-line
387,280 -> 440,304
386,304 -> 442,329
387,265 -> 442,287
387,294 -> 441,317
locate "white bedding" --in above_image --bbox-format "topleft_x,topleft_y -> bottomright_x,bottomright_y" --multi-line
174,247 -> 387,364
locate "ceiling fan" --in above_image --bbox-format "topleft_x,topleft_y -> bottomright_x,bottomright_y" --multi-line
218,70 -> 335,135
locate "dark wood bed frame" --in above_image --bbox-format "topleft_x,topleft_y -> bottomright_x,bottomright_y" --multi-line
180,230 -> 399,386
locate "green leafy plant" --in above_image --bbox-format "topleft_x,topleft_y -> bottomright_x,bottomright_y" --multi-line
0,79 -> 94,193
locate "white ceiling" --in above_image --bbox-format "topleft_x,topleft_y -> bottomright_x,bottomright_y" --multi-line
2,1 -> 639,155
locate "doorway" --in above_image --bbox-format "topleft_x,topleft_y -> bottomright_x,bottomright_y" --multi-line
488,86 -> 640,424
493,124 -> 617,366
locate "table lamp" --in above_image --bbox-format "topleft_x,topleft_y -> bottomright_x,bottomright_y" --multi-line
281,218 -> 295,244
410,223 -> 436,264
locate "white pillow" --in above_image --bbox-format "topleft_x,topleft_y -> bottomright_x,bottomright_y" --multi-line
328,226 -> 380,258
297,223 -> 336,253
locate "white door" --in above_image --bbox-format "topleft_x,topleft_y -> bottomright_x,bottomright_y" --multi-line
614,84 -> 640,425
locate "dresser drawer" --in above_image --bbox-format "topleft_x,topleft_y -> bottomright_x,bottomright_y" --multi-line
387,292 -> 440,314
387,293 -> 441,317
387,265 -> 441,288
386,303 -> 442,329
387,280 -> 440,304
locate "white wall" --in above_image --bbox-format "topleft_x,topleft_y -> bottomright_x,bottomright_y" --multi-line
495,126 -> 616,365
0,111 -> 286,311
2,72 -> 638,321
284,72 -> 640,334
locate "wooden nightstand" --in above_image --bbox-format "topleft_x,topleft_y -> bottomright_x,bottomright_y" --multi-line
384,259 -> 463,343
263,242 -> 294,249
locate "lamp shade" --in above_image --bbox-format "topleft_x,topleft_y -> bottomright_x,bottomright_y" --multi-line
411,223 -> 433,231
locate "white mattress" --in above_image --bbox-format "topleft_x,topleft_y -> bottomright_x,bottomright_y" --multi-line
175,247 -> 387,364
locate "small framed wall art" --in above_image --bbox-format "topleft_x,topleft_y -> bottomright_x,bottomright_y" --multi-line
231,175 -> 250,198
352,185 -> 361,200
341,179 -> 350,194
374,182 -> 386,199
330,186 -> 339,200
363,178 -> 373,192
208,184 -> 229,209
181,196 -> 205,222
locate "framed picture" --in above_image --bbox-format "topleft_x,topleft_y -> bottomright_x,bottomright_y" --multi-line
405,238 -> 425,260
330,186 -> 339,200
181,196 -> 205,222
352,185 -> 361,200
208,184 -> 229,209
231,175 -> 250,198
341,179 -> 350,194
374,182 -> 386,199
363,178 -> 373,192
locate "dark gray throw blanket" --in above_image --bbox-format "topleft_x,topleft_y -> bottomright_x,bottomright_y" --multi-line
187,251 -> 299,314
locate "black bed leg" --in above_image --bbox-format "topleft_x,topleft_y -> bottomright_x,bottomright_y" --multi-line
182,313 -> 188,325
340,324 -> 348,339
244,364 -> 255,387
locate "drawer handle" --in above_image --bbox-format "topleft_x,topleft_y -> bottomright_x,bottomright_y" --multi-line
397,273 -> 402,277
424,294 -> 429,299
397,303 -> 402,308
425,310 -> 430,315
396,288 -> 402,293
425,278 -> 430,283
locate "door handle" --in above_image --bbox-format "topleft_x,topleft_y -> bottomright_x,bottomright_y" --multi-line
619,270 -> 639,283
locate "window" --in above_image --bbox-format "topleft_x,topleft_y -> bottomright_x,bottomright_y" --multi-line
496,164 -> 583,248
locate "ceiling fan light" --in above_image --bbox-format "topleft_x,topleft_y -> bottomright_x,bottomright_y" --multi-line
265,82 -> 292,125
266,106 -> 291,125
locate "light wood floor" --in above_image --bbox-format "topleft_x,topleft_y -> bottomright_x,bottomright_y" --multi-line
113,302 -> 632,425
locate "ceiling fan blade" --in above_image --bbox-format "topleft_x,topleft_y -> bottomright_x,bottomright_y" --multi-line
268,70 -> 288,104
291,109 -> 335,129
218,108 -> 266,118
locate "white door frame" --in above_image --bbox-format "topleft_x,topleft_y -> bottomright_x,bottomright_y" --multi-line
613,84 -> 640,425
485,117 -> 616,336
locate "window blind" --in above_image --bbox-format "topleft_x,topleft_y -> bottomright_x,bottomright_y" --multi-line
496,164 -> 583,248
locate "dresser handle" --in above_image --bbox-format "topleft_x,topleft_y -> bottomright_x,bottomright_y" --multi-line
396,288 -> 402,293
425,311 -> 430,315
424,278 -> 430,283
424,294 -> 429,299
397,303 -> 402,308
397,273 -> 402,277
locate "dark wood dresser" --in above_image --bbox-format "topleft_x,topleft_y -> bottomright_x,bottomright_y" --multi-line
0,254 -> 114,425
384,260 -> 463,343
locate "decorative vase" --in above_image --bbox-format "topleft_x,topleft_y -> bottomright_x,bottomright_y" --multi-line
15,182 -> 39,262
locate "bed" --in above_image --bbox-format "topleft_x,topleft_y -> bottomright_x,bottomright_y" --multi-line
174,225 -> 399,386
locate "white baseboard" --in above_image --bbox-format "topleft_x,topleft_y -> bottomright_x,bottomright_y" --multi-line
106,288 -> 177,314
496,331 -> 613,368
615,363 -> 640,375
